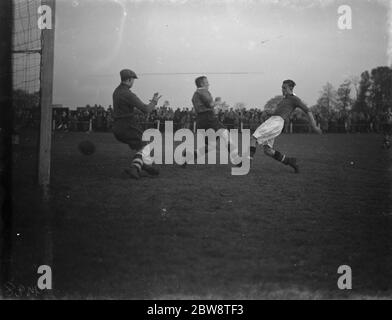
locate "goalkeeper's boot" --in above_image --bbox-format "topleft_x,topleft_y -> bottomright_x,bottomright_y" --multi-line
142,164 -> 160,176
286,157 -> 299,174
124,166 -> 140,180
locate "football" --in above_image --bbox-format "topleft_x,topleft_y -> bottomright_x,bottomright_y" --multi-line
78,140 -> 96,155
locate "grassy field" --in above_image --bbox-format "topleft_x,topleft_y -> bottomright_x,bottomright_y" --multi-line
5,131 -> 392,299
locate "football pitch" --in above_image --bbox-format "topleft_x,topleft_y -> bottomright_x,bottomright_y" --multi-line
8,131 -> 392,299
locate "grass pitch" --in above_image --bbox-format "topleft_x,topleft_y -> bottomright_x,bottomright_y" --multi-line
6,131 -> 392,299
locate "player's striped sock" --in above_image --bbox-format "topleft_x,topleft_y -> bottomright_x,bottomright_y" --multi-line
273,150 -> 289,164
131,152 -> 144,172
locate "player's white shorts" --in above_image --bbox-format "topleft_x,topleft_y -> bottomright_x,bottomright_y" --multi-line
252,116 -> 285,148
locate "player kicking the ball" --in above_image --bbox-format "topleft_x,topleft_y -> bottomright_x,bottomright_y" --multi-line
244,79 -> 322,173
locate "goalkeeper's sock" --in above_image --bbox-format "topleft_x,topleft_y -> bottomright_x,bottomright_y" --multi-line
131,152 -> 144,172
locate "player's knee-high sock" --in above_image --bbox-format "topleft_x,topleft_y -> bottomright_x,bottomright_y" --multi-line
264,146 -> 289,165
264,146 -> 298,172
131,152 -> 144,172
273,150 -> 289,165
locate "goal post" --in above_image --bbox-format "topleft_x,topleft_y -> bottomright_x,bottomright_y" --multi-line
38,0 -> 55,187
0,0 -> 14,296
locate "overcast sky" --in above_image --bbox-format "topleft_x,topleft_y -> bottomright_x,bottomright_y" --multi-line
52,0 -> 391,109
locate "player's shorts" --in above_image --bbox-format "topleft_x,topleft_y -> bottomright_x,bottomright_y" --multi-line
112,118 -> 147,150
253,115 -> 285,148
196,111 -> 226,130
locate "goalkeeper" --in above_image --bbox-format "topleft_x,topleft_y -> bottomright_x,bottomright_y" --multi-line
112,69 -> 162,179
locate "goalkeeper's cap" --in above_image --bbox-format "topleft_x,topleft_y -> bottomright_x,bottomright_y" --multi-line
120,69 -> 138,81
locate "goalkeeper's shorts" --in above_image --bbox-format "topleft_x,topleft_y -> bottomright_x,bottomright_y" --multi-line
112,119 -> 147,150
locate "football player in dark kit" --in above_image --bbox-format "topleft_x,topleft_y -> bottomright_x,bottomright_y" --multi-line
192,76 -> 224,131
112,69 -> 162,179
183,76 -> 240,165
245,79 -> 322,173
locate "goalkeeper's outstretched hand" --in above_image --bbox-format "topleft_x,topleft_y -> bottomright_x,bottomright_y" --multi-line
152,92 -> 162,104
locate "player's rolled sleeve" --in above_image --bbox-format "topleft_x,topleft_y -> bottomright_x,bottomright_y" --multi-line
124,91 -> 151,113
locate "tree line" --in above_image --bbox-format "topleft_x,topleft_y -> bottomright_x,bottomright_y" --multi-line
264,66 -> 392,119
312,66 -> 392,117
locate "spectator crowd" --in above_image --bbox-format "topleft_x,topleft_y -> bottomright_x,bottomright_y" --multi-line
51,104 -> 387,134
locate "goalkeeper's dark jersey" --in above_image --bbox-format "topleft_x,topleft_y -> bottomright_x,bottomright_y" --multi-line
273,94 -> 309,121
112,83 -> 156,122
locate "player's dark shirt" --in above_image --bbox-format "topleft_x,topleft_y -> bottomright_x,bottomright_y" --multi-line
192,88 -> 214,114
112,83 -> 153,121
272,94 -> 309,121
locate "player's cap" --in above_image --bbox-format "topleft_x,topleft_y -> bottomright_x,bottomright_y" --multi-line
120,69 -> 138,81
282,79 -> 296,88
